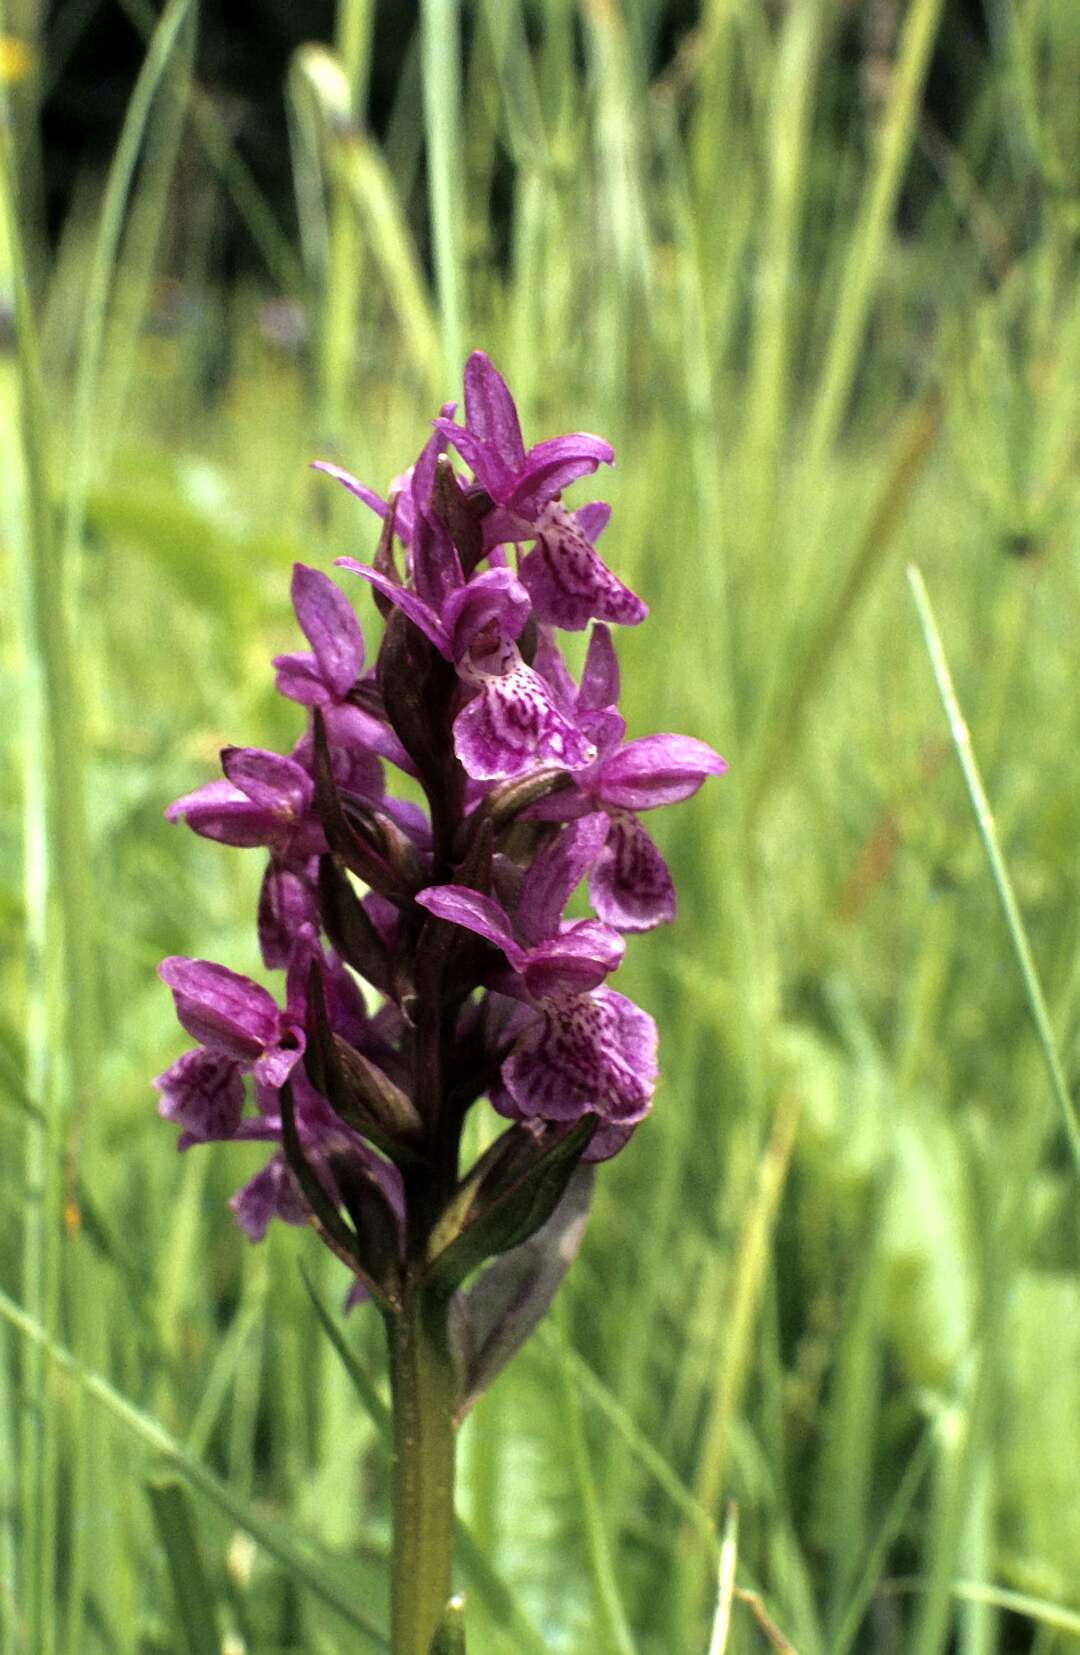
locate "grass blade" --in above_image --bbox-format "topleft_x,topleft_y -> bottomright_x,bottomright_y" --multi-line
907,563 -> 1080,1182
0,1285 -> 390,1649
421,0 -> 465,387
146,1477 -> 224,1655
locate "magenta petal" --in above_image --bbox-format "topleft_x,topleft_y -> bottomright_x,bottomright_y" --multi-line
272,651 -> 333,706
414,885 -> 525,969
502,987 -> 656,1124
433,418 -> 517,500
335,558 -> 452,657
154,1049 -> 245,1146
221,747 -> 314,815
481,504 -> 536,548
580,1119 -> 638,1163
291,564 -> 365,697
312,701 -> 414,777
311,460 -> 387,521
230,1155 -> 308,1242
159,957 -> 280,1061
165,779 -> 278,848
507,434 -> 615,519
595,733 -> 728,810
517,812 -> 611,944
588,814 -> 676,932
579,623 -> 621,710
463,352 -> 527,473
453,652 -> 597,782
410,513 -> 463,612
521,920 -> 625,1001
532,628 -> 578,710
519,504 -> 647,631
573,501 -> 611,543
410,407 -> 456,522
253,1035 -> 305,1089
258,861 -> 319,969
444,567 -> 531,659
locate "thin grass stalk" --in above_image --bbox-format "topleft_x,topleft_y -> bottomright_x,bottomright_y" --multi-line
319,0 -> 375,440
675,1091 -> 801,1642
744,0 -> 825,527
805,0 -> 946,464
478,0 -> 547,168
59,0 -> 194,572
707,1504 -> 739,1655
557,1310 -> 637,1655
94,3 -> 196,466
340,129 -> 442,397
0,1285 -> 391,1647
113,0 -> 303,292
748,389 -> 943,822
1,104 -> 78,1655
907,565 -> 1080,1180
421,0 -> 464,389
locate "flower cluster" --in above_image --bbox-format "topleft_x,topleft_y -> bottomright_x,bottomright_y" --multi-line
155,353 -> 725,1310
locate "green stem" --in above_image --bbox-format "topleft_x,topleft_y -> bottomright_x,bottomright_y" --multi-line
387,1284 -> 458,1655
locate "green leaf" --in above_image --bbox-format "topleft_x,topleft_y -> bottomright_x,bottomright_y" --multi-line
0,1286 -> 389,1647
425,1118 -> 597,1295
145,1477 -> 222,1655
456,1167 -> 593,1418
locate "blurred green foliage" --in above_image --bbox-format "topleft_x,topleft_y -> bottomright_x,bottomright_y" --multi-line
2,0 -> 1080,1650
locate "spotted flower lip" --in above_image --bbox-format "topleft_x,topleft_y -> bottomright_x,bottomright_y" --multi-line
333,559 -> 596,784
415,815 -> 655,1134
432,352 -> 646,631
529,624 -> 728,929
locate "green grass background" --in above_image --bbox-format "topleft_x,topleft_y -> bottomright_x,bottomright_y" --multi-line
3,0 -> 1080,1649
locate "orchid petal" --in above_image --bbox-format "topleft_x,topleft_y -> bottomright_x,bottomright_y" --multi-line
165,779 -> 280,848
443,567 -> 531,659
519,503 -> 647,631
414,885 -> 526,971
311,461 -> 387,521
230,1155 -> 307,1242
154,1049 -> 245,1148
335,558 -> 452,657
579,623 -> 621,710
221,747 -> 314,815
588,814 -> 676,932
453,651 -> 597,782
272,651 -> 333,706
463,352 -> 527,472
506,434 -> 615,519
517,813 -> 611,945
502,988 -> 656,1124
258,861 -> 320,969
159,957 -> 280,1061
290,563 -> 365,697
595,733 -> 728,810
521,920 -> 625,1001
433,417 -> 516,499
573,501 -> 611,543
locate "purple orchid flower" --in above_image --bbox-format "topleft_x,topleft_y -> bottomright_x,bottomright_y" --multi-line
530,626 -> 728,930
273,562 -> 416,774
416,817 -> 657,1149
333,554 -> 597,783
433,352 -> 646,632
158,954 -> 307,1088
273,562 -> 365,706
